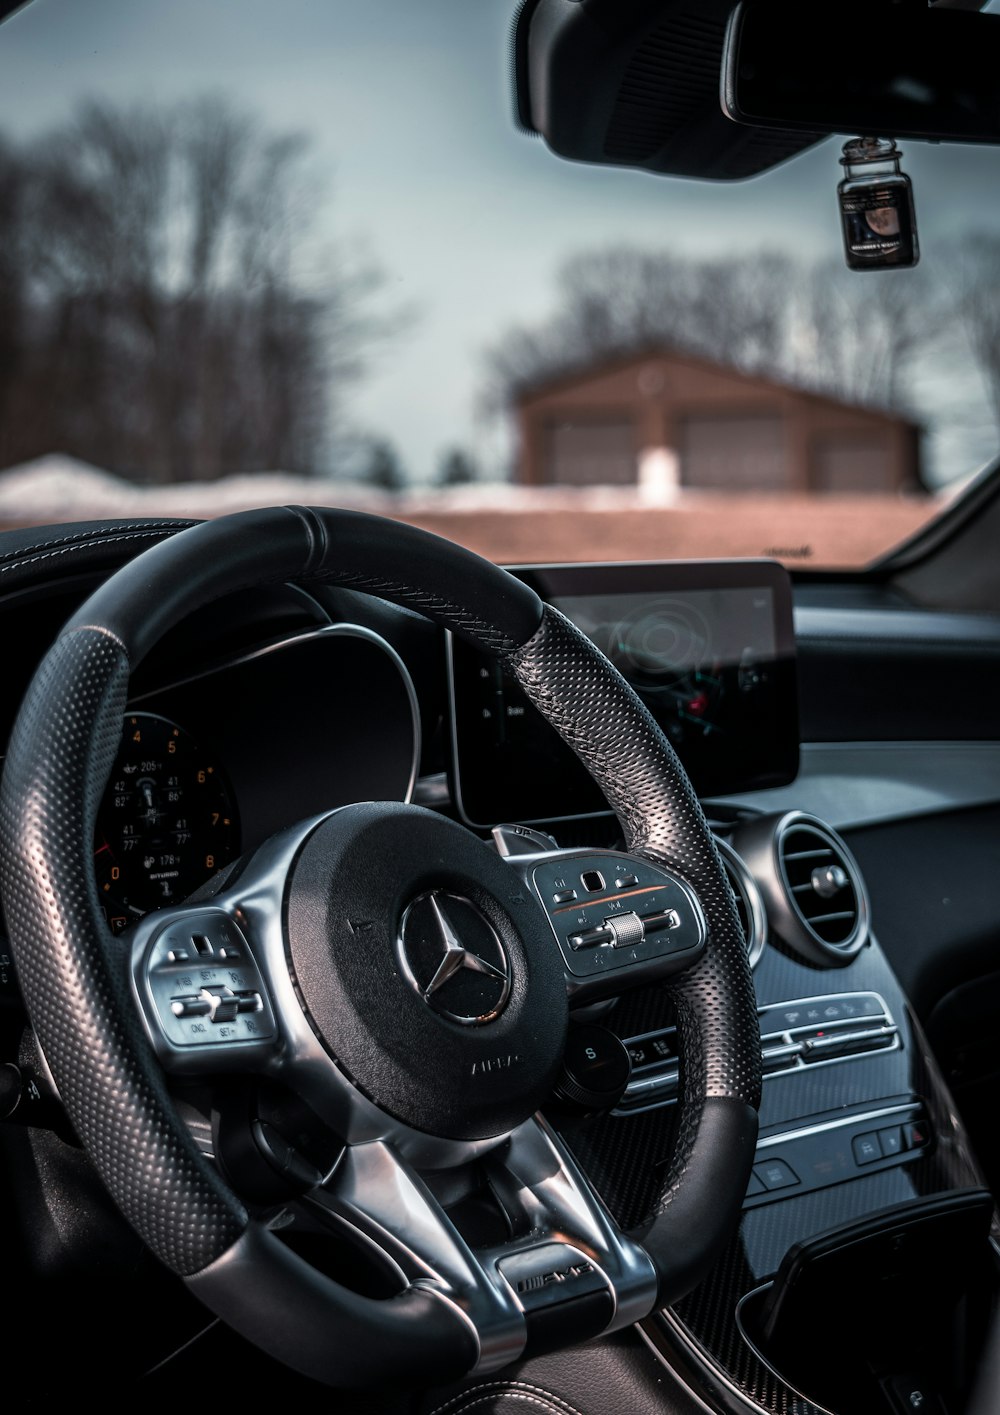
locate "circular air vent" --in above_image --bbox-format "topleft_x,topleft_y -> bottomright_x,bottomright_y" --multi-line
733,811 -> 870,968
715,837 -> 767,970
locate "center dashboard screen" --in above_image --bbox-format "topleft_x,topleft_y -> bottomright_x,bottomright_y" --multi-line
449,561 -> 798,827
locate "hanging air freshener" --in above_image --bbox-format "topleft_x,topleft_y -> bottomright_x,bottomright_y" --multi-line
838,137 -> 919,271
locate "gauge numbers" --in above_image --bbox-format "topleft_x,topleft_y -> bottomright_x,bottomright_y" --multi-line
94,713 -> 238,934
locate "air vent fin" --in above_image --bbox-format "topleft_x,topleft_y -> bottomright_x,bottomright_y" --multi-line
778,821 -> 861,948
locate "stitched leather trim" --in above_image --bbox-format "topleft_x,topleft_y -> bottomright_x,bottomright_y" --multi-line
429,1381 -> 586,1415
0,528 -> 193,580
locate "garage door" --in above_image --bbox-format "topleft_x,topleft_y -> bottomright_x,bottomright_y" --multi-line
680,414 -> 788,490
543,418 -> 637,486
813,434 -> 892,492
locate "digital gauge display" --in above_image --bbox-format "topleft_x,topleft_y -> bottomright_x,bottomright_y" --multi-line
449,560 -> 798,827
94,713 -> 238,934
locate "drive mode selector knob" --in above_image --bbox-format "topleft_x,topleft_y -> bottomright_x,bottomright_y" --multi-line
552,1024 -> 632,1115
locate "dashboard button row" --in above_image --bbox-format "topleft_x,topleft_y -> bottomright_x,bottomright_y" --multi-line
618,993 -> 899,1113
853,1121 -> 927,1166
757,992 -> 885,1035
741,1108 -> 930,1207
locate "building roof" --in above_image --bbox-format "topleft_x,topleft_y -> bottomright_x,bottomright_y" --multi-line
512,342 -> 923,431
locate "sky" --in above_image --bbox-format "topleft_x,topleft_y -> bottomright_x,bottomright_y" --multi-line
3,0 -> 1000,484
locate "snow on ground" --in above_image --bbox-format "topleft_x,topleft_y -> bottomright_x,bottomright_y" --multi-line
0,454 -> 941,569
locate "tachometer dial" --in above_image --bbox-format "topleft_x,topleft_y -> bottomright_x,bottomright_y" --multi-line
94,713 -> 238,934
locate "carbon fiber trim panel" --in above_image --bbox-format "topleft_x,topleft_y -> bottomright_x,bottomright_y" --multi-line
669,1146 -> 987,1415
550,828 -> 994,1415
0,628 -> 247,1273
665,984 -> 992,1414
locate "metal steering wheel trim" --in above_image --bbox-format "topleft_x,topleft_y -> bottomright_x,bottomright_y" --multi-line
0,505 -> 761,1387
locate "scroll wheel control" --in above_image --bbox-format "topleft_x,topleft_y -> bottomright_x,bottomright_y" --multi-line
567,908 -> 680,950
605,912 -> 644,948
552,1024 -> 632,1115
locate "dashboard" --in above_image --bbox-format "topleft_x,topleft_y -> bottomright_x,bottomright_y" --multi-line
89,622 -> 420,934
449,560 -> 799,825
0,524 -> 998,1413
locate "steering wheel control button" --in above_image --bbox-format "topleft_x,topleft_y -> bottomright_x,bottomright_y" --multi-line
399,892 -> 511,1026
136,911 -> 276,1062
170,995 -> 212,1018
552,1024 -> 632,1114
567,925 -> 613,950
638,908 -> 681,935
605,912 -> 644,949
552,888 -> 577,904
531,851 -> 707,995
754,1159 -> 799,1191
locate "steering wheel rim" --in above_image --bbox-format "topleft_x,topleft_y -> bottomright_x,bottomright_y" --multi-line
0,505 -> 761,1387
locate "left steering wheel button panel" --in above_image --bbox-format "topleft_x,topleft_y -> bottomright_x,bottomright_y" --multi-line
135,911 -> 276,1064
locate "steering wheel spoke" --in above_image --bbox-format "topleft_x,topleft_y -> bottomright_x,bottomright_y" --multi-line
302,1114 -> 657,1373
126,817 -> 323,1081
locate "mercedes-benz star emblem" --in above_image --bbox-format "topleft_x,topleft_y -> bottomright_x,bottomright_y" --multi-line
398,892 -> 511,1026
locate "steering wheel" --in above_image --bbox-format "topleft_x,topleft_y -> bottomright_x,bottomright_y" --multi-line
0,507 -> 760,1387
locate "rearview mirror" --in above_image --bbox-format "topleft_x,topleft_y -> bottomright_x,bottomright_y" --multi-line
513,0 -> 822,181
723,1 -> 1000,143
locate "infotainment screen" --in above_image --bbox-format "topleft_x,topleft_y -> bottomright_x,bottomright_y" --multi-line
449,560 -> 798,827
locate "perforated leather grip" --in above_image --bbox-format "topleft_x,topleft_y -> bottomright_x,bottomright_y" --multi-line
508,607 -> 762,1298
0,626 -> 248,1273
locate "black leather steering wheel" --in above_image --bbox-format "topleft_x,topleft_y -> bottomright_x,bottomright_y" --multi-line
0,506 -> 761,1387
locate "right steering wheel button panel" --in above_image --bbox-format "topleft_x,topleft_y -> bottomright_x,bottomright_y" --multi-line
531,851 -> 706,984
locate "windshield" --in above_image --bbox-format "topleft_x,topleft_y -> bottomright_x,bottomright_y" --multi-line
1,0 -> 999,570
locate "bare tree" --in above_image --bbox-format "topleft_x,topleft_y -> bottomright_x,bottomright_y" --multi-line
483,244 -> 941,418
952,234 -> 1000,432
3,96 -> 394,483
483,246 -> 796,411
793,259 -> 941,409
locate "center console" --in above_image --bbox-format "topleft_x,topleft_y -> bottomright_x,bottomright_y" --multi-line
631,858 -> 994,1415
448,559 -> 999,1415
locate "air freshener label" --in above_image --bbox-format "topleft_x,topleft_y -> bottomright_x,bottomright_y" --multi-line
840,185 -> 917,269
